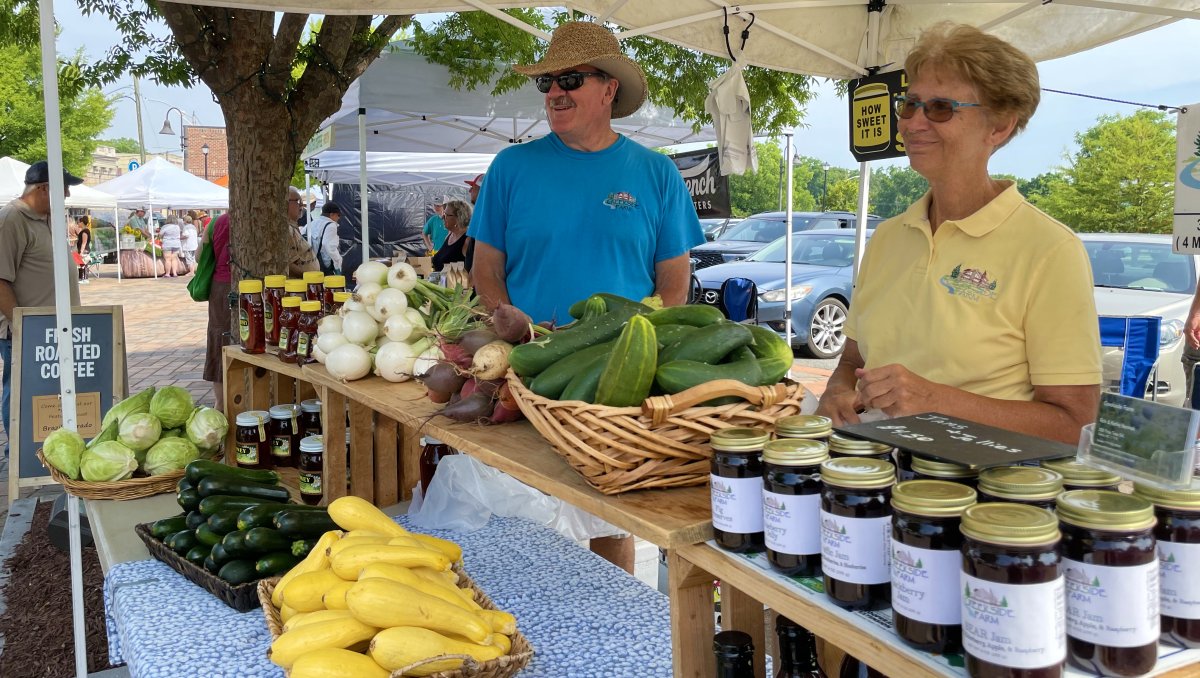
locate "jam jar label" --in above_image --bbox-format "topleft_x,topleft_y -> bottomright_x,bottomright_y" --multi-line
710,475 -> 764,533
763,490 -> 820,556
236,443 -> 259,465
297,332 -> 311,358
238,308 -> 250,342
819,511 -> 891,585
891,544 -> 961,625
300,472 -> 322,495
1159,541 -> 1200,619
961,573 -> 1065,669
1063,558 -> 1159,646
264,304 -> 275,334
278,327 -> 290,352
270,436 -> 292,458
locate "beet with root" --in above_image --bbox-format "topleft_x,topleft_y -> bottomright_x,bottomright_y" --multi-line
440,391 -> 497,423
438,341 -> 474,370
420,361 -> 467,396
492,304 -> 534,344
427,389 -> 452,404
458,328 -> 500,356
487,400 -> 523,424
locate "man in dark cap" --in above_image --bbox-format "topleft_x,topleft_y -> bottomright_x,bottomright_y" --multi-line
0,161 -> 83,460
305,201 -> 343,275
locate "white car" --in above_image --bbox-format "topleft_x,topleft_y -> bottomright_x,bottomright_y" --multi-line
1083,233 -> 1195,406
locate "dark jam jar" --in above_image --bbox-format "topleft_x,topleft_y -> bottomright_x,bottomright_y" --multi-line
713,630 -> 755,678
891,480 -> 977,654
819,457 -> 895,610
895,450 -> 916,482
911,456 -> 979,490
277,296 -> 302,362
234,410 -> 270,470
762,439 -> 828,576
1133,483 -> 1200,648
298,434 -> 324,505
299,399 -> 322,438
960,503 -> 1065,678
1057,490 -> 1158,676
977,466 -> 1063,510
263,275 -> 286,348
238,279 -> 265,354
775,415 -> 832,443
268,404 -> 301,468
827,433 -> 893,462
1040,458 -> 1121,492
303,270 -> 325,302
322,275 -> 346,315
710,427 -> 770,554
419,437 -> 457,495
330,291 -> 350,315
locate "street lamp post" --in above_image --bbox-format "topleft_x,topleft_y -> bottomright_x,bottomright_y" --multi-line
159,106 -> 188,169
822,162 -> 830,211
201,144 -> 210,180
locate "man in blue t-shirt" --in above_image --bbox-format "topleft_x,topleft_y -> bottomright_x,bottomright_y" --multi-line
469,21 -> 703,326
422,198 -> 448,252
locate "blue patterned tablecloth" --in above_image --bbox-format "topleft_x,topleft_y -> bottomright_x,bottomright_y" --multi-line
105,516 -> 672,678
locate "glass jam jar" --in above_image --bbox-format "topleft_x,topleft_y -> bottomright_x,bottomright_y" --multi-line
819,457 -> 895,610
234,410 -> 270,469
762,438 -> 828,576
775,415 -> 832,442
330,291 -> 350,315
283,278 -> 307,301
1132,483 -> 1200,648
296,301 -> 322,364
1041,458 -> 1121,492
298,434 -> 324,505
419,437 -> 457,495
912,456 -> 979,490
322,274 -> 346,315
238,279 -> 265,354
1057,490 -> 1158,676
268,404 -> 301,468
303,270 -> 325,301
710,427 -> 770,554
827,433 -> 893,462
960,502 -> 1065,678
277,296 -> 302,362
895,449 -> 916,482
263,275 -> 286,348
891,479 -> 977,654
299,399 -> 322,438
977,466 -> 1063,509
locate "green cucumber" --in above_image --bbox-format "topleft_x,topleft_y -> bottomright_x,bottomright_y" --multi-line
150,514 -> 188,540
256,552 -> 302,576
197,476 -> 291,502
194,523 -> 225,547
654,324 -> 698,348
528,340 -> 614,400
509,307 -> 641,378
207,509 -> 243,534
185,510 -> 206,531
659,321 -> 753,365
198,494 -> 279,516
243,527 -> 292,553
567,293 -> 654,319
185,459 -> 279,486
236,503 -> 317,531
273,509 -> 339,538
646,305 -> 725,327
559,352 -> 608,403
746,324 -> 793,385
579,295 -> 608,321
217,559 -> 259,585
594,315 -> 658,407
177,488 -> 202,512
185,544 -> 211,568
166,530 -> 199,556
656,348 -> 765,395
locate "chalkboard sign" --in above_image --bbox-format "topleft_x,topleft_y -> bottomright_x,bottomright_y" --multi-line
835,413 -> 1076,469
8,306 -> 127,497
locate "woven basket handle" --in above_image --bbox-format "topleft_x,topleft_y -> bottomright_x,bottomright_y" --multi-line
389,654 -> 478,676
643,380 -> 788,425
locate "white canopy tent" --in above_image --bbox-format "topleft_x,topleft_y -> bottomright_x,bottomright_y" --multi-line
0,156 -> 117,208
307,150 -> 494,186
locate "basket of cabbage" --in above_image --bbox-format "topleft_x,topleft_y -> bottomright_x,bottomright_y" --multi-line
38,386 -> 229,500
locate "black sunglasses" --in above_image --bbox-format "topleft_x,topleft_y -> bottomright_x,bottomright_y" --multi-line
534,71 -> 608,94
894,95 -> 983,123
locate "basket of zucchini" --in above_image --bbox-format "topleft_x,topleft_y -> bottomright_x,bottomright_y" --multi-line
136,459 -> 338,611
506,294 -> 808,495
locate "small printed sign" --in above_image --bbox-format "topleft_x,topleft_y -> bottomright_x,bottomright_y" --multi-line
847,70 -> 908,163
1173,104 -> 1200,254
1083,392 -> 1199,488
127,160 -> 140,171
671,148 -> 731,218
32,392 -> 101,443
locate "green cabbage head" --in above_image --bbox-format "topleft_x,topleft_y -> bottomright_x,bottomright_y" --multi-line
161,428 -> 185,439
186,407 -> 228,453
118,412 -> 162,452
144,437 -> 200,476
150,386 -> 195,429
81,441 -> 138,482
43,428 -> 86,480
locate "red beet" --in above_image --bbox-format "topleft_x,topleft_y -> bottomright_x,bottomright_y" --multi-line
420,361 -> 467,395
497,381 -> 520,411
458,328 -> 499,356
439,341 -> 474,370
487,400 -> 524,424
492,304 -> 533,344
427,389 -> 452,404
460,378 -> 478,399
440,391 -> 496,423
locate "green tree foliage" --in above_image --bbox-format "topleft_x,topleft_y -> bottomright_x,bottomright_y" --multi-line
0,43 -> 112,174
1031,110 -> 1175,233
824,177 -> 860,212
727,141 -> 817,216
99,137 -> 142,154
868,165 -> 928,218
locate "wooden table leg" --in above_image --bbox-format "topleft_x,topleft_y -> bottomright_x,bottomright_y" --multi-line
222,361 -> 250,465
722,582 -> 765,674
399,422 -> 421,501
323,389 -> 347,502
669,550 -> 716,678
348,400 -> 375,502
373,416 -> 399,506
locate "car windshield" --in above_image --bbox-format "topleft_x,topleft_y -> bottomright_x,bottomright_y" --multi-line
1086,239 -> 1196,293
720,217 -> 818,243
749,233 -> 859,266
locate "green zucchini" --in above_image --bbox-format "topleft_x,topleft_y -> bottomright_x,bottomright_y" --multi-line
195,522 -> 225,547
567,293 -> 654,319
203,556 -> 220,574
508,306 -> 641,378
291,538 -> 320,558
659,321 -> 753,365
198,494 -> 279,516
656,349 -> 765,395
746,324 -> 793,385
236,503 -> 323,531
558,352 -> 608,403
654,324 -> 698,348
166,530 -> 199,556
209,542 -> 233,566
243,527 -> 292,553
185,510 -> 207,531
177,488 -> 202,512
176,476 -> 194,494
273,509 -> 339,538
197,476 -> 292,502
220,530 -> 256,558
645,305 -> 725,327
150,514 -> 189,540
185,544 -> 211,568
217,559 -> 259,585
595,315 -> 658,407
207,509 -> 243,535
528,340 -> 614,400
185,459 -> 280,486
256,552 -> 302,576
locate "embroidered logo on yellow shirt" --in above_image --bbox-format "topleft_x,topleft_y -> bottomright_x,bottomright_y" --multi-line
940,264 -> 999,301
603,192 -> 637,210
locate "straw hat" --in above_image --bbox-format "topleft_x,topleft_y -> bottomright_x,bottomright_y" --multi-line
513,21 -> 647,119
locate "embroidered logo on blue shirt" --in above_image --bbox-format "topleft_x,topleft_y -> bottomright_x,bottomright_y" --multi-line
603,191 -> 638,210
939,263 -> 999,301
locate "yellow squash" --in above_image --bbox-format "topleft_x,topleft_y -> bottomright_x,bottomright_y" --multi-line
330,544 -> 450,579
345,578 -> 492,644
282,609 -> 355,633
273,529 -> 341,607
289,648 -> 390,678
281,570 -> 345,613
268,618 -> 378,669
410,533 -> 464,564
368,626 -> 505,675
322,580 -> 355,610
358,563 -> 474,611
328,496 -> 410,537
478,609 -> 518,635
413,565 -> 460,587
327,535 -> 391,559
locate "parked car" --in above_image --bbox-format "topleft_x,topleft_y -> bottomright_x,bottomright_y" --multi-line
689,211 -> 881,270
694,229 -> 872,358
1083,233 -> 1195,406
700,217 -> 741,241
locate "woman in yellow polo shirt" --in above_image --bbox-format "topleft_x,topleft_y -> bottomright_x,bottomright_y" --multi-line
815,23 -> 1101,445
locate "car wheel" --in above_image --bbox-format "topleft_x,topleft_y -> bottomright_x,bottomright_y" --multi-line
802,297 -> 848,359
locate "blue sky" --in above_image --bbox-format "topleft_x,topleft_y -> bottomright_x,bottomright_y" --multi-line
54,8 -> 1200,179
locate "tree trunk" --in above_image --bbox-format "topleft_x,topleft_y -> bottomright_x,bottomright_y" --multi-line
223,95 -> 295,279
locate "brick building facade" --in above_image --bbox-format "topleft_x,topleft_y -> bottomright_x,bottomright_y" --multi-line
183,125 -> 228,182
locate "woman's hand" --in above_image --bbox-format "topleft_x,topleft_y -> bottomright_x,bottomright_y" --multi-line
815,386 -> 862,426
855,364 -> 945,418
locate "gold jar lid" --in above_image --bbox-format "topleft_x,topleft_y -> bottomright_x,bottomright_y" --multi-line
763,439 -> 828,466
303,271 -> 325,284
284,279 -> 306,293
912,456 -> 979,479
978,466 -> 1063,501
263,275 -> 286,288
238,279 -> 263,294
893,480 -> 977,517
775,415 -> 832,438
961,502 -> 1060,546
1057,490 -> 1156,531
820,457 -> 895,489
1040,458 -> 1121,487
710,427 -> 770,453
1132,483 -> 1200,511
827,433 -> 892,456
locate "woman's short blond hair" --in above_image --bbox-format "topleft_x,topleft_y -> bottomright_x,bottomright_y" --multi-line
444,199 -> 473,229
904,22 -> 1039,146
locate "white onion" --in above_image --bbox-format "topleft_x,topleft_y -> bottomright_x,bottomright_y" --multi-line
325,343 -> 373,381
354,282 -> 383,311
412,345 -> 443,377
355,261 -> 389,287
387,262 -> 419,292
383,315 -> 414,343
312,344 -> 328,364
374,342 -> 419,382
316,332 -> 349,356
317,315 -> 343,337
403,308 -> 426,330
341,310 -> 379,346
340,298 -> 366,316
374,288 -> 408,322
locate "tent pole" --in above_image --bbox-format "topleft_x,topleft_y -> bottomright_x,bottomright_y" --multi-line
853,162 -> 871,284
37,1 -> 87,675
150,201 -> 157,280
784,133 -> 794,351
115,207 -> 121,281
359,108 -> 369,267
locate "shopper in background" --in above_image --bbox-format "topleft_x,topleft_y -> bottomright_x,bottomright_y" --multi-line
286,186 -> 319,277
129,206 -> 150,240
431,200 -> 473,273
815,22 -> 1101,445
181,215 -> 199,272
75,215 -> 92,282
160,215 -> 183,278
204,212 -> 232,410
305,202 -> 343,276
422,197 -> 448,253
466,174 -> 484,205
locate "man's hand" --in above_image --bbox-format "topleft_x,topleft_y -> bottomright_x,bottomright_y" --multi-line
653,253 -> 692,306
854,363 -> 945,418
1187,310 -> 1200,349
472,241 -> 511,312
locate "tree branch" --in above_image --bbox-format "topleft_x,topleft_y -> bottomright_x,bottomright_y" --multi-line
264,12 -> 308,95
